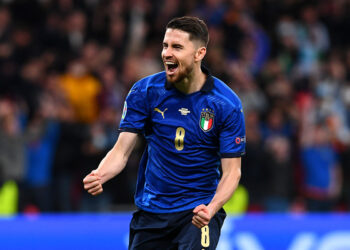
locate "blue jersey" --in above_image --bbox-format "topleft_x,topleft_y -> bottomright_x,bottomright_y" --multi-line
119,67 -> 245,213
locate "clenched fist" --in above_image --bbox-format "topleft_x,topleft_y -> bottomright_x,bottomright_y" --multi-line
192,204 -> 214,228
83,170 -> 103,195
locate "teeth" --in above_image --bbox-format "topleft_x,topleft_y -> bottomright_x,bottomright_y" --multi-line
165,62 -> 176,65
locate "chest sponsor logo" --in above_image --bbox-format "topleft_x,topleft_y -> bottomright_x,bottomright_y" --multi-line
178,108 -> 190,116
154,108 -> 168,119
199,109 -> 214,132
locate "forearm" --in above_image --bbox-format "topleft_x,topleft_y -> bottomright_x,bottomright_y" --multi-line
95,132 -> 138,184
208,160 -> 241,214
96,148 -> 128,184
192,158 -> 241,229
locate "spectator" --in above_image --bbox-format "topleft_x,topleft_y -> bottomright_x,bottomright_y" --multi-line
22,93 -> 60,212
299,95 -> 342,211
263,136 -> 294,212
300,123 -> 342,211
0,98 -> 25,214
59,58 -> 101,124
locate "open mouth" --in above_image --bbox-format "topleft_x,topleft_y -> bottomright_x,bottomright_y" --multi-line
165,62 -> 178,75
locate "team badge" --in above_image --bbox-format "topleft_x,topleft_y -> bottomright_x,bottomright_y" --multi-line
122,101 -> 127,120
199,109 -> 214,132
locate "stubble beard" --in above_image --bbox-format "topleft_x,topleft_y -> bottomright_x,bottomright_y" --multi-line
166,63 -> 194,84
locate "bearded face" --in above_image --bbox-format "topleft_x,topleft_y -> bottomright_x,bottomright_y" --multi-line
161,29 -> 198,84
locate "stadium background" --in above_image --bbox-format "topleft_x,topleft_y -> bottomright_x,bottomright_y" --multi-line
0,0 -> 350,249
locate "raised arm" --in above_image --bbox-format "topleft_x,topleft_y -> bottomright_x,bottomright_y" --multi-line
192,157 -> 241,228
83,131 -> 139,195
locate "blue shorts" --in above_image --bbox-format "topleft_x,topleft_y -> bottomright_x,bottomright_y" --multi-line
129,207 -> 226,250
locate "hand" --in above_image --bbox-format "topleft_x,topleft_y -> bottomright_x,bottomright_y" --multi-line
192,204 -> 214,229
83,170 -> 103,195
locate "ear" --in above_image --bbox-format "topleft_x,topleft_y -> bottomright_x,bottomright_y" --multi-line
194,47 -> 206,62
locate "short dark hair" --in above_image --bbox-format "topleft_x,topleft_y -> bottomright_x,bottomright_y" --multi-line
166,16 -> 209,47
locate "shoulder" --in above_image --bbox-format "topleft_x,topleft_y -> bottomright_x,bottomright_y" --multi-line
131,71 -> 166,92
210,76 -> 242,110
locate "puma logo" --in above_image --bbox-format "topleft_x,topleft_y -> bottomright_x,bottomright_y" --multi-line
154,108 -> 168,119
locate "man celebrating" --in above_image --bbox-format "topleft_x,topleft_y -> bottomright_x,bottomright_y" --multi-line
83,16 -> 245,249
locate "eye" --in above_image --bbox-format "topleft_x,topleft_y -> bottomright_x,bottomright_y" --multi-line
163,43 -> 168,48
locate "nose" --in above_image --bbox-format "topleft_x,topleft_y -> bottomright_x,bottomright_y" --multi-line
162,47 -> 172,59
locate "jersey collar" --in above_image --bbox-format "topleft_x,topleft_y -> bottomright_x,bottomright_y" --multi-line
165,66 -> 214,93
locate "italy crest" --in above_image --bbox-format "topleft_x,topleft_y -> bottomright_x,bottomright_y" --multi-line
199,109 -> 214,132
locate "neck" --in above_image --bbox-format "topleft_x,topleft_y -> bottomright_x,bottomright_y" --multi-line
174,65 -> 206,94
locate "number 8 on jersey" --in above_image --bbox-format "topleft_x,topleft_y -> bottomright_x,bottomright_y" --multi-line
175,127 -> 185,151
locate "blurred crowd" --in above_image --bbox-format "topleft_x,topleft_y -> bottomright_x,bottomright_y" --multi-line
0,0 -> 350,214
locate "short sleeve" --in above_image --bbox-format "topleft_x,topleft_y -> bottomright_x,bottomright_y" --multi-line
119,82 -> 149,133
219,106 -> 246,158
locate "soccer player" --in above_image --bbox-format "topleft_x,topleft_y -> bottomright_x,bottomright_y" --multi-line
83,16 -> 245,249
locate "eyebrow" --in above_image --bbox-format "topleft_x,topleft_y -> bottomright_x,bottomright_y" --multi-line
172,43 -> 183,48
163,42 -> 183,48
